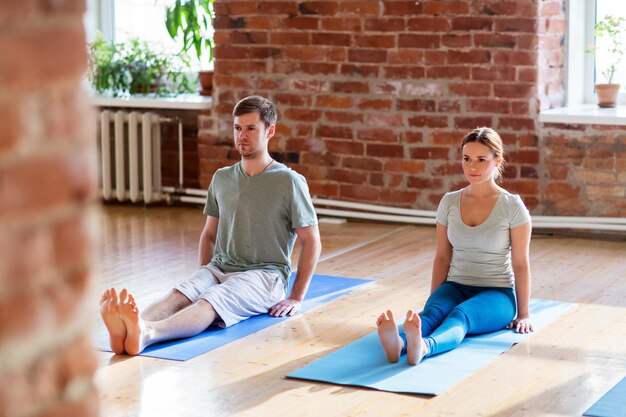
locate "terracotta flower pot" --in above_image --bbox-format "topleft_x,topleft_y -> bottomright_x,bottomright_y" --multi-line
595,84 -> 621,108
198,70 -> 213,96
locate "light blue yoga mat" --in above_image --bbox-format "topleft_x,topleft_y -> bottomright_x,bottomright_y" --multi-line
287,299 -> 575,395
584,376 -> 626,417
95,274 -> 372,361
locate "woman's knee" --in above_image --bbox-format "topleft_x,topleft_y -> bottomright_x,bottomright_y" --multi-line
447,307 -> 471,329
461,293 -> 515,334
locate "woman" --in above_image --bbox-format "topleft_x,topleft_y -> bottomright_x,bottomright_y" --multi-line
377,127 -> 533,365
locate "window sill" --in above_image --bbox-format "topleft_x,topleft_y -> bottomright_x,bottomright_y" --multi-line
539,104 -> 626,126
91,93 -> 212,111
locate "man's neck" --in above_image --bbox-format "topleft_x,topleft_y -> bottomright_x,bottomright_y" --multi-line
241,154 -> 274,176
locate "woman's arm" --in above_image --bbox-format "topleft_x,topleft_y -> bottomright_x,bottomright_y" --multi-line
431,223 -> 452,294
508,221 -> 533,333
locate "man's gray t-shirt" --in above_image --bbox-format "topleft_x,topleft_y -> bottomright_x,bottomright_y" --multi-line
436,189 -> 531,288
204,161 -> 317,286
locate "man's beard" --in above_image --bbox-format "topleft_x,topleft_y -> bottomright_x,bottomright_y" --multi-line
239,150 -> 257,159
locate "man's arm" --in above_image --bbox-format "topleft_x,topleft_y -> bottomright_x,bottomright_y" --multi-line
269,224 -> 321,317
198,215 -> 219,266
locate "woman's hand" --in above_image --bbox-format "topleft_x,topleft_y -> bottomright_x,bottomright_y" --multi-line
508,317 -> 534,334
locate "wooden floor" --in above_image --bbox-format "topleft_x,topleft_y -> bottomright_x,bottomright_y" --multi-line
95,205 -> 626,417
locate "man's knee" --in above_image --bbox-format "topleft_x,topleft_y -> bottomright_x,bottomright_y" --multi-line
169,289 -> 193,308
193,298 -> 215,310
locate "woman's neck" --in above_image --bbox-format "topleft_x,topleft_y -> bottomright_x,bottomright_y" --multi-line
465,181 -> 501,198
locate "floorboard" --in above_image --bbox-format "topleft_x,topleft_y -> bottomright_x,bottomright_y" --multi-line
95,205 -> 626,417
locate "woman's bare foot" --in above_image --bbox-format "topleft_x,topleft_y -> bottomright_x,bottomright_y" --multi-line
403,310 -> 428,366
100,288 -> 126,354
376,310 -> 403,363
118,291 -> 147,356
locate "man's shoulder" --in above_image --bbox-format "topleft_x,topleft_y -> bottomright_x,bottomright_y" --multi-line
212,163 -> 239,180
269,163 -> 307,184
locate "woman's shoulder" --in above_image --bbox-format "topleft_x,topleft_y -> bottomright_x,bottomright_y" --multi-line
499,189 -> 531,226
499,189 -> 526,208
437,189 -> 463,213
442,188 -> 463,201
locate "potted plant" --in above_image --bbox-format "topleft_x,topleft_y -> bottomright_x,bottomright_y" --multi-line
588,15 -> 625,108
87,33 -> 194,97
165,0 -> 215,95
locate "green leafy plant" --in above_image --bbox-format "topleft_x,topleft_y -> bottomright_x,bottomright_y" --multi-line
588,15 -> 625,84
165,0 -> 215,69
87,33 -> 195,97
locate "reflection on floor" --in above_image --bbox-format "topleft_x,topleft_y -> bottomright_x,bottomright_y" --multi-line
96,205 -> 626,417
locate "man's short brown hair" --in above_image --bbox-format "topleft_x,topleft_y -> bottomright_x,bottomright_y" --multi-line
233,96 -> 277,129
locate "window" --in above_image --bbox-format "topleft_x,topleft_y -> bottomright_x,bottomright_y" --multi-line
84,0 -> 203,70
593,1 -> 626,88
571,0 -> 626,105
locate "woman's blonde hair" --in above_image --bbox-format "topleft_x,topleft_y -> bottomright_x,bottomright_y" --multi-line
461,127 -> 506,180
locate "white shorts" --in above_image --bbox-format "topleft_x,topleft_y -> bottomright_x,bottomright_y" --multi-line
175,264 -> 286,328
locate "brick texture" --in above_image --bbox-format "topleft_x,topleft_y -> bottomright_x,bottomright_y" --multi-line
196,0 -> 625,219
0,3 -> 99,417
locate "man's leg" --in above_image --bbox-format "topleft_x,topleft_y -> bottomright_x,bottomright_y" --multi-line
199,268 -> 284,328
118,292 -> 218,355
100,288 -> 128,354
141,289 -> 192,321
118,266 -> 223,355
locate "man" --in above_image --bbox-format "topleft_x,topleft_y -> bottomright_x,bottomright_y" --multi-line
100,96 -> 322,355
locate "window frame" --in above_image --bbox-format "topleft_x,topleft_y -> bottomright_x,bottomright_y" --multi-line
85,0 -> 114,42
568,0 -> 626,106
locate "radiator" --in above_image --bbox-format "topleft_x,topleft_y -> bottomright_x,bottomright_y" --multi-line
98,110 -> 163,203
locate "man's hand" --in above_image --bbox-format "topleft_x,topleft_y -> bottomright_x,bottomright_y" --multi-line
269,298 -> 302,317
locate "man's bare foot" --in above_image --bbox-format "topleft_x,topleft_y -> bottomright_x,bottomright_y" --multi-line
376,309 -> 403,363
100,288 -> 126,354
403,310 -> 428,366
118,291 -> 147,356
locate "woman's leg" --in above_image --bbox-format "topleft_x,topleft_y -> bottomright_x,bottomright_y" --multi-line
422,289 -> 516,358
420,282 -> 467,336
396,282 -> 466,355
376,310 -> 403,363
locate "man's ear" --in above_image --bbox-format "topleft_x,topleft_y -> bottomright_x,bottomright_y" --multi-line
267,124 -> 276,139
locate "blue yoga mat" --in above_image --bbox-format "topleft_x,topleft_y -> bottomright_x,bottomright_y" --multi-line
584,376 -> 626,417
287,299 -> 575,395
95,274 -> 372,361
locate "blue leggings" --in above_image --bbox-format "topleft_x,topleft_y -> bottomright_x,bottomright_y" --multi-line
399,281 -> 516,357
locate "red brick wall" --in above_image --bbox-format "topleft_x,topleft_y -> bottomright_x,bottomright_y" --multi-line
197,0 -> 626,218
537,0 -> 565,112
161,110 -> 204,189
540,124 -> 626,216
0,3 -> 99,417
